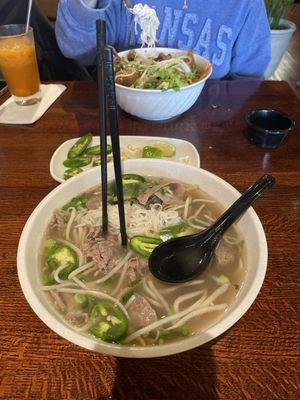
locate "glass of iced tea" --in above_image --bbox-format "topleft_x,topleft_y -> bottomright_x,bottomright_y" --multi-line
0,25 -> 41,105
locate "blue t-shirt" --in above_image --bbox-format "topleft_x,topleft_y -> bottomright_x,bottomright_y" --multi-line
56,0 -> 271,79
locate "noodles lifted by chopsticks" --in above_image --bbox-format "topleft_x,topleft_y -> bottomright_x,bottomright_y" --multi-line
132,4 -> 160,48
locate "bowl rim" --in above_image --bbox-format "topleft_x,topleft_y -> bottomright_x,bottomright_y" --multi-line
115,47 -> 213,93
17,159 -> 268,358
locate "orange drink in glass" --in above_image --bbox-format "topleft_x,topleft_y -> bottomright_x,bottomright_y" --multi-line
0,25 -> 41,105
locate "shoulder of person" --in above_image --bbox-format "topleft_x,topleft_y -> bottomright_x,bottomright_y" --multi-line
228,0 -> 265,11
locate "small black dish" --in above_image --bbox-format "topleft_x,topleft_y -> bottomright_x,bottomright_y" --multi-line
246,109 -> 295,149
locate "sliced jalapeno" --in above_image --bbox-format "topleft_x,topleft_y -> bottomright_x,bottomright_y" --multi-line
122,174 -> 145,184
62,194 -> 88,210
44,240 -> 78,280
130,235 -> 162,258
68,133 -> 93,159
142,146 -> 163,158
92,158 -> 101,167
85,144 -> 112,156
92,154 -> 113,167
42,271 -> 55,286
109,174 -> 148,203
89,300 -> 128,342
86,145 -> 101,156
63,155 -> 92,168
74,293 -> 89,309
159,223 -> 195,241
64,167 -> 83,180
120,279 -> 141,304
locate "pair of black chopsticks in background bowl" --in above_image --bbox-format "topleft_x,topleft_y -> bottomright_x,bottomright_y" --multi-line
96,19 -> 127,245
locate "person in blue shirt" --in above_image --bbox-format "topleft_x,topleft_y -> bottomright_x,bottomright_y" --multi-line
55,0 -> 271,79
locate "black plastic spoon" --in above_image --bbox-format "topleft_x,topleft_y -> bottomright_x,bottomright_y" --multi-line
149,175 -> 275,283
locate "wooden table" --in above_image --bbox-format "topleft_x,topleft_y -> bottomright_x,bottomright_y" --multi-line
0,81 -> 299,400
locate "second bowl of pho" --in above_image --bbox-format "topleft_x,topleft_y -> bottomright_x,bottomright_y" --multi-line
115,48 -> 212,121
18,160 -> 267,358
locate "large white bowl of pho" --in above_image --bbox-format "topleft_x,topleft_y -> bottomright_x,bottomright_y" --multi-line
114,48 -> 212,121
18,160 -> 267,358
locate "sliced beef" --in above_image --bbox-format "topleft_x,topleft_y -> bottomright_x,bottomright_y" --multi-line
86,225 -> 100,240
127,295 -> 157,329
154,52 -> 172,61
215,242 -> 236,267
169,182 -> 186,201
115,70 -> 140,86
49,209 -> 67,231
83,236 -> 119,274
138,181 -> 187,206
127,257 -> 148,282
186,50 -> 196,67
127,50 -> 136,61
87,193 -> 101,210
137,181 -> 173,205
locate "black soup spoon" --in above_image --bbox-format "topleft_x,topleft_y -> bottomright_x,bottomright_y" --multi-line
149,174 -> 275,283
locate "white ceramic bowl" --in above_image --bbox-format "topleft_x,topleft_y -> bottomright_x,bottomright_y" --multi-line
115,48 -> 212,121
18,160 -> 267,358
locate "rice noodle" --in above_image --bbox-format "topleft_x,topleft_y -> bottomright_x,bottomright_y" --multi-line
132,4 -> 160,48
68,261 -> 95,279
136,336 -> 147,346
53,264 -> 69,284
66,208 -> 76,241
56,288 -> 129,319
147,280 -> 171,316
191,199 -> 216,204
75,203 -> 181,238
192,218 -> 210,227
201,283 -> 229,307
142,279 -> 168,312
160,279 -> 204,294
74,316 -> 103,332
72,229 -> 79,247
72,276 -> 88,289
124,294 -> 137,309
168,304 -> 227,331
173,290 -> 206,314
238,258 -> 243,271
40,281 -> 76,291
143,295 -> 164,309
187,217 -> 206,230
152,329 -> 160,342
203,214 -> 215,222
223,234 -> 240,245
110,258 -> 130,296
123,284 -> 229,343
183,196 -> 191,219
193,204 -> 205,218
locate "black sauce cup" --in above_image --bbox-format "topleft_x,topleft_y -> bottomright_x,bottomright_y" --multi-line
246,109 -> 295,149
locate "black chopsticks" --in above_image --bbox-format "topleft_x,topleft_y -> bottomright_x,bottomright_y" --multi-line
96,19 -> 127,246
96,20 -> 108,233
